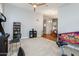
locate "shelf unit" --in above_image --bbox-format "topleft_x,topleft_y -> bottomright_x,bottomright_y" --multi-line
13,22 -> 21,42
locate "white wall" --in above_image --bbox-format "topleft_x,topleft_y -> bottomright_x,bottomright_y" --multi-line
58,4 -> 79,33
0,3 -> 5,29
0,3 -> 3,12
3,4 -> 43,40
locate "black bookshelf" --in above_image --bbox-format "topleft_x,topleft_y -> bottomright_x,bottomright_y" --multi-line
29,29 -> 37,38
13,22 -> 21,43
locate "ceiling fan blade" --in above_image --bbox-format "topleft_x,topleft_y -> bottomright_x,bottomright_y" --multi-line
37,3 -> 46,6
37,4 -> 48,7
29,3 -> 48,7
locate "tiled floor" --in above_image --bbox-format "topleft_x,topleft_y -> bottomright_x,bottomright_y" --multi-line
8,37 -> 79,56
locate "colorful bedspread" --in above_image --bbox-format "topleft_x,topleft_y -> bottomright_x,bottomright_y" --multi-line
59,32 -> 79,44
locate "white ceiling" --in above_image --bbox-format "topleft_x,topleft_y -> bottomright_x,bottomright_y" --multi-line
8,3 -> 69,17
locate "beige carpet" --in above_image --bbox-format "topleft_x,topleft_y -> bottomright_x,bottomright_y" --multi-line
8,37 -> 79,56
20,37 -> 60,56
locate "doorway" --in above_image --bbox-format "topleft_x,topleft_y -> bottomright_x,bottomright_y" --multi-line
42,15 -> 58,41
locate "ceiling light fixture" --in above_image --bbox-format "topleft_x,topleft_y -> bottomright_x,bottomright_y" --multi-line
33,4 -> 37,8
29,3 -> 47,12
32,4 -> 37,12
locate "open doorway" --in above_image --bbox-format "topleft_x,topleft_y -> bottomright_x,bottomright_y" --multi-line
42,15 -> 58,41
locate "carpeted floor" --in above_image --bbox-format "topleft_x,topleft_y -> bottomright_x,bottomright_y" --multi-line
8,37 -> 79,56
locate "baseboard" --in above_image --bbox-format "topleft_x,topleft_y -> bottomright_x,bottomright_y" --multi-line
21,37 -> 29,40
37,35 -> 42,37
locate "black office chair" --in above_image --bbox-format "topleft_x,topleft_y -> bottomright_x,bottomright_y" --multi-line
0,33 -> 10,56
56,39 -> 68,56
17,47 -> 25,56
56,34 -> 74,56
0,12 -> 10,56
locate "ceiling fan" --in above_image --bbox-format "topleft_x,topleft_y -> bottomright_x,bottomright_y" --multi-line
29,3 -> 48,12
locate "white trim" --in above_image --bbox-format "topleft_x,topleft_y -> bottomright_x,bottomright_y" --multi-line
21,37 -> 28,39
